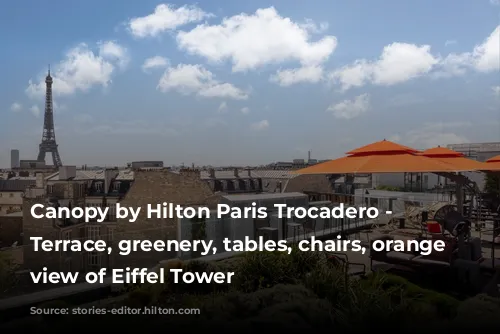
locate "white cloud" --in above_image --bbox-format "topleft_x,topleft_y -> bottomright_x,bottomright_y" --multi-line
128,4 -> 213,38
329,43 -> 439,91
329,25 -> 499,90
434,25 -> 500,77
98,41 -> 129,69
327,94 -> 370,119
471,25 -> 500,72
270,65 -> 324,86
431,53 -> 471,78
241,107 -> 250,114
299,19 -> 329,34
444,40 -> 457,47
250,120 -> 269,130
176,7 -> 337,72
30,105 -> 40,117
217,101 -> 228,113
53,101 -> 67,113
10,102 -> 22,112
493,86 -> 500,97
26,42 -> 127,98
157,64 -> 248,100
142,56 -> 169,72
490,0 -> 500,5
391,122 -> 470,149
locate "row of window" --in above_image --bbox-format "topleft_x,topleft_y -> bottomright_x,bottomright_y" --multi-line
0,193 -> 16,197
62,226 -> 114,267
45,181 -> 122,197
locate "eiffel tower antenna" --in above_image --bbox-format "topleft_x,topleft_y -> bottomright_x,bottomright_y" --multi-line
37,65 -> 62,167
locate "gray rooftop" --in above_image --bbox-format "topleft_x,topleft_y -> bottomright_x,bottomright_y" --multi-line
0,179 -> 36,192
222,192 -> 306,202
45,169 -> 134,181
199,169 -> 299,180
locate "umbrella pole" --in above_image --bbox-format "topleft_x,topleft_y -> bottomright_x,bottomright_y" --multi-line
455,173 -> 464,215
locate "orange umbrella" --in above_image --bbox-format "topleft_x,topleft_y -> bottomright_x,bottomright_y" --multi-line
295,140 -> 465,174
420,146 -> 490,171
484,155 -> 500,171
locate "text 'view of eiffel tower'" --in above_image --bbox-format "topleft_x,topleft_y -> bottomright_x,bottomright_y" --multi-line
37,67 -> 62,167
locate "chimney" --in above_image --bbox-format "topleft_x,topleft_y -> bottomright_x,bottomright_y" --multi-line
209,168 -> 215,178
234,168 -> 239,178
36,173 -> 45,188
59,166 -> 76,180
104,168 -> 119,194
247,169 -> 252,177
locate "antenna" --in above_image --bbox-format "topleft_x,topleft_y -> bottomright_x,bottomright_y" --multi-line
48,64 -> 50,75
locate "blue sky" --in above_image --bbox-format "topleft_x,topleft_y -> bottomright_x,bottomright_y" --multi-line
1,0 -> 499,167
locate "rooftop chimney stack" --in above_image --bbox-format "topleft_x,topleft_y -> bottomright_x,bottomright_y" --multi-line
209,168 -> 215,178
104,168 -> 119,194
36,173 -> 45,189
234,168 -> 239,178
59,166 -> 76,180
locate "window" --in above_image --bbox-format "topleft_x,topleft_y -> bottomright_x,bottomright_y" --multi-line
112,182 -> 121,191
0,193 -> 2,197
95,182 -> 103,192
63,231 -> 72,255
87,226 -> 100,240
108,228 -> 115,242
47,185 -> 54,194
9,193 -> 14,197
88,251 -> 101,267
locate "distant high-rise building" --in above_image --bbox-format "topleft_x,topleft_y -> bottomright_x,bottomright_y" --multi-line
10,149 -> 20,169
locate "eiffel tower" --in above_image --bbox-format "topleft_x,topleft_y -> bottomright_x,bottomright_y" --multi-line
37,66 -> 62,167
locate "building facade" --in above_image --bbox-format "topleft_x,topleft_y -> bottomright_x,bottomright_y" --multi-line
10,150 -> 20,169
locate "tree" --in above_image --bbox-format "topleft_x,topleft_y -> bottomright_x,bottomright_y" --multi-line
484,173 -> 500,195
0,252 -> 18,293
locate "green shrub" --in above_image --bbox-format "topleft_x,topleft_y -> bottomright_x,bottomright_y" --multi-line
125,290 -> 153,307
234,248 -> 325,292
0,252 -> 18,293
360,273 -> 459,318
194,284 -> 335,332
303,262 -> 349,304
453,294 -> 500,327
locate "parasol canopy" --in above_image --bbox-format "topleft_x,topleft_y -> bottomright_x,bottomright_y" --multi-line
484,155 -> 500,171
295,140 -> 469,174
420,146 -> 490,171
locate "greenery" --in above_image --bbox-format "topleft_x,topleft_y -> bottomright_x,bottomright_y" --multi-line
190,217 -> 207,258
375,185 -> 404,191
484,173 -> 500,195
0,252 -> 18,294
8,248 -> 500,332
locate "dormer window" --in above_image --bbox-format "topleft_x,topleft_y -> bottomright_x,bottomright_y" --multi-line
226,180 -> 235,192
95,181 -> 103,192
113,181 -> 121,191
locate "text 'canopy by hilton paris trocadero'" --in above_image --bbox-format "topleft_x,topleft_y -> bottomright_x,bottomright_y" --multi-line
30,202 -> 381,223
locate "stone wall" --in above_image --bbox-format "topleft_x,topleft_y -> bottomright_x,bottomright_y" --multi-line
114,170 -> 221,269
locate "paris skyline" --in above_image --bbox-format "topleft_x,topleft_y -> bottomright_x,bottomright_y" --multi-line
1,0 -> 500,168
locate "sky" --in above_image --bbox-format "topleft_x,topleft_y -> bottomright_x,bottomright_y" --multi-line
1,0 -> 499,168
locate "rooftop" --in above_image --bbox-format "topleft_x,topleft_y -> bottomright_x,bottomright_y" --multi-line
222,192 -> 306,201
45,169 -> 134,181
